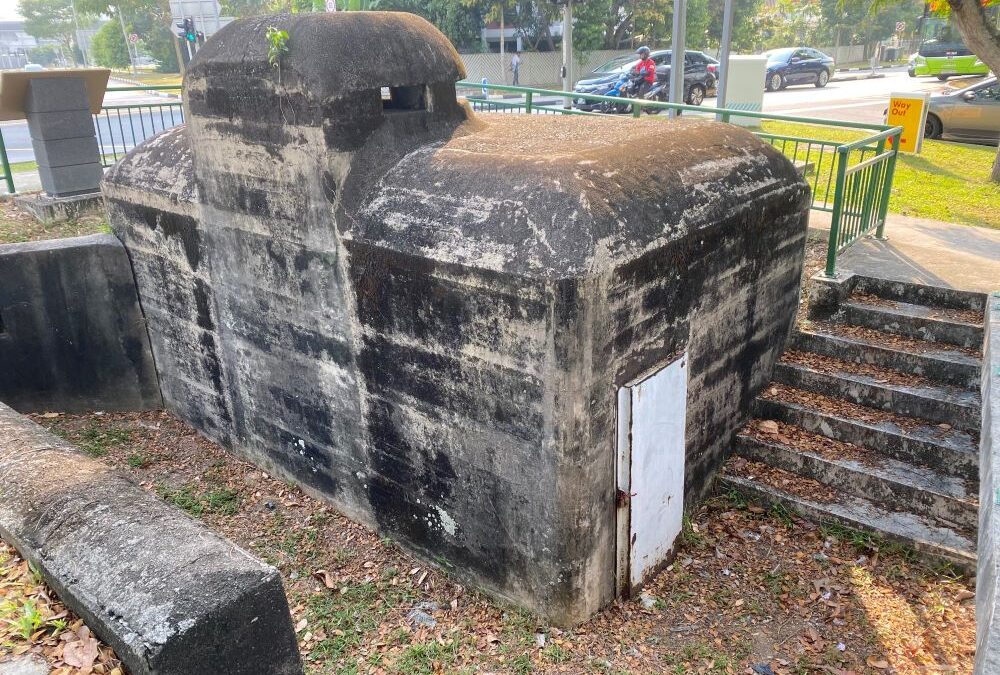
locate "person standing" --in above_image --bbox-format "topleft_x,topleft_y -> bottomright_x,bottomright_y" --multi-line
510,51 -> 521,86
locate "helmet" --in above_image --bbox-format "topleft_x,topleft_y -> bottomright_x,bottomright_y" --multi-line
636,46 -> 650,57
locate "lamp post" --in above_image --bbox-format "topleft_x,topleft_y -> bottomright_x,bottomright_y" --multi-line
668,0 -> 685,119
550,0 -> 573,107
716,0 -> 734,116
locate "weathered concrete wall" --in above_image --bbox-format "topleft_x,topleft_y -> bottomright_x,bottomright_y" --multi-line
103,12 -> 809,624
0,234 -> 161,413
0,401 -> 302,675
977,292 -> 1000,674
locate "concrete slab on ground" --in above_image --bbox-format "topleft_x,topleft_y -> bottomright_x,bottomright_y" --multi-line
809,210 -> 1000,294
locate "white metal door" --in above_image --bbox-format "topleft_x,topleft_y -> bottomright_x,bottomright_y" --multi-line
616,354 -> 687,593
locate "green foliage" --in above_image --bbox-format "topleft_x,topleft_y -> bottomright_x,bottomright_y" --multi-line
28,44 -> 60,66
19,0 -> 90,60
91,19 -> 131,68
265,25 -> 290,68
77,423 -> 132,457
128,15 -> 180,72
157,484 -> 242,516
10,600 -> 44,640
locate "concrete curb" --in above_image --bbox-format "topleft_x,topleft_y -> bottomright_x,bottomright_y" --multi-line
0,402 -> 303,675
977,291 -> 1000,674
830,72 -> 886,83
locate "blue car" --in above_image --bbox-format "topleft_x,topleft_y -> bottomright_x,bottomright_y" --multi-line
764,48 -> 835,91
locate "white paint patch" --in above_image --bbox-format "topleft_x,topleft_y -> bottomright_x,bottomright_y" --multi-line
435,506 -> 458,536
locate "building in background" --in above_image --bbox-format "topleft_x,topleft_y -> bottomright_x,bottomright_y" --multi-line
0,21 -> 39,69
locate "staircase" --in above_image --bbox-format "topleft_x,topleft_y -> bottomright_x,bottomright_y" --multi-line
721,274 -> 986,572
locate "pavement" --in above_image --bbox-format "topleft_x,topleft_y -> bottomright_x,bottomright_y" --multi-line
809,209 -> 1000,294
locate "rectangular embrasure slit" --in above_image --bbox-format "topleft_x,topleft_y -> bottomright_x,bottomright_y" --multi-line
383,85 -> 426,112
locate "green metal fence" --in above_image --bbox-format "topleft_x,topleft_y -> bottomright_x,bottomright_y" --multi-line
459,81 -> 902,277
95,86 -> 184,167
0,81 -> 898,278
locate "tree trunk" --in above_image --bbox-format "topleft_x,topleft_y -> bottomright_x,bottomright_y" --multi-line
499,2 -> 505,85
947,0 -> 1000,182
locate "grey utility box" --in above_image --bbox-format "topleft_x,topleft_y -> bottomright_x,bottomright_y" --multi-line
102,13 -> 810,625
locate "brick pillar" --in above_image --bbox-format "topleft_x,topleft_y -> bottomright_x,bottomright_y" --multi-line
24,77 -> 103,197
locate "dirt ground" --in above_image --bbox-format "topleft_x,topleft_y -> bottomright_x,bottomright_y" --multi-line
0,408 -> 974,675
0,198 -> 109,246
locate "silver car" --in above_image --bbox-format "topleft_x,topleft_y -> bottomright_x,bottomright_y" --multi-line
925,77 -> 1000,145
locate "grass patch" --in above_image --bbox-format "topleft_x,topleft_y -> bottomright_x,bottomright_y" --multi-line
157,484 -> 242,517
306,581 -> 416,665
110,70 -> 183,87
77,423 -> 132,457
760,120 -> 1000,229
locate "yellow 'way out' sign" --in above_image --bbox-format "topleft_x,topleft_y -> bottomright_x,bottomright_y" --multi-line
886,92 -> 930,153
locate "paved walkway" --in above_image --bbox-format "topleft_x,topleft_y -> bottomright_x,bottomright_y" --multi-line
809,210 -> 1000,294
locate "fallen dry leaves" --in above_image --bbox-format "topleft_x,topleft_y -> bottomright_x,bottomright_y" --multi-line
0,543 -> 122,674
3,409 -> 973,674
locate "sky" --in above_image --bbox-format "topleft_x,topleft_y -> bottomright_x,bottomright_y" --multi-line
0,0 -> 21,21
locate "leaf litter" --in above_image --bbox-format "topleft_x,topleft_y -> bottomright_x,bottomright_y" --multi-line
3,409 -> 974,674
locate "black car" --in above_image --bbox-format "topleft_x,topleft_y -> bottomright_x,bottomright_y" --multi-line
573,50 -> 715,110
764,47 -> 835,91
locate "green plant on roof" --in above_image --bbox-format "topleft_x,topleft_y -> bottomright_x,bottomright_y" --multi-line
265,27 -> 289,69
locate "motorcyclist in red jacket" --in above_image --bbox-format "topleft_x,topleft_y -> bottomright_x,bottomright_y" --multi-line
634,46 -> 656,99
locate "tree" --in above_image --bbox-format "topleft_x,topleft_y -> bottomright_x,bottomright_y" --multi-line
76,0 -> 187,72
28,44 -> 61,65
91,19 -> 130,68
19,0 -> 88,64
868,0 -> 1000,180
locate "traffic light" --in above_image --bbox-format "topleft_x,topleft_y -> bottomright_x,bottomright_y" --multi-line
175,17 -> 196,43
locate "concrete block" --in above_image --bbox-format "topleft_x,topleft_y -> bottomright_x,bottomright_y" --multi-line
26,109 -> 95,142
0,402 -> 304,675
0,234 -> 161,413
807,269 -> 858,319
31,136 -> 100,169
38,162 -> 103,197
24,77 -> 89,114
976,293 -> 1000,674
13,191 -> 104,224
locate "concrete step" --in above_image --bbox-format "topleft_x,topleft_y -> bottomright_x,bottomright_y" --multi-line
735,434 -> 978,531
773,361 -> 981,433
853,274 -> 986,312
791,328 -> 981,390
719,473 -> 977,574
837,298 -> 984,349
753,396 -> 979,481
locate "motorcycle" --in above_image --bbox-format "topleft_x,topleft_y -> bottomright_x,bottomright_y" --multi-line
597,70 -> 648,114
641,64 -> 673,115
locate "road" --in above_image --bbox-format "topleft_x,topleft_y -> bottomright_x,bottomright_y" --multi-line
481,67 -> 970,127
0,79 -> 182,164
754,67 -> 956,125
